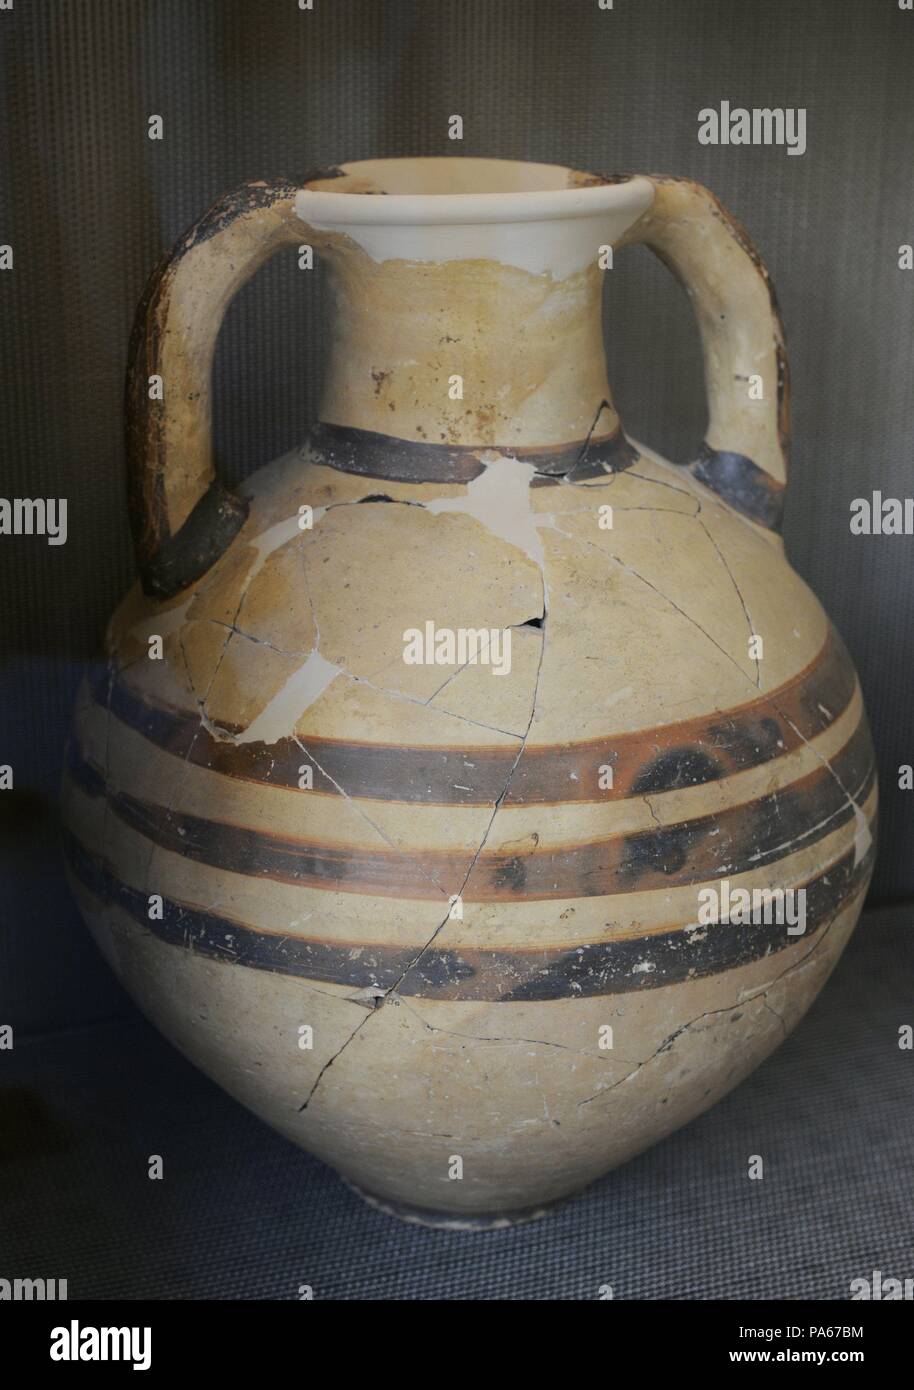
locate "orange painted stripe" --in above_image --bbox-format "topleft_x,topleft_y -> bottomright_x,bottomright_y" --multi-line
91,625 -> 857,808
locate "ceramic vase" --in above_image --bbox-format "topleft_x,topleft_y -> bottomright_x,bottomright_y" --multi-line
63,159 -> 876,1226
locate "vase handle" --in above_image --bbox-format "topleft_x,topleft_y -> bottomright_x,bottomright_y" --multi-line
618,175 -> 790,532
126,175 -> 336,598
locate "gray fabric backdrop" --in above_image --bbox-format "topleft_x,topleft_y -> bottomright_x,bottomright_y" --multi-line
1,0 -> 912,1032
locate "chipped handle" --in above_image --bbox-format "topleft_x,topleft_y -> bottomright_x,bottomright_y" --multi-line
618,176 -> 790,531
126,178 -> 312,598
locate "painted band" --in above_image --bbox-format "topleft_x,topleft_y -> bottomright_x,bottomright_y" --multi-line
64,829 -> 873,1002
691,444 -> 786,531
91,626 -> 857,809
66,715 -> 875,903
307,420 -> 639,486
140,481 -> 249,599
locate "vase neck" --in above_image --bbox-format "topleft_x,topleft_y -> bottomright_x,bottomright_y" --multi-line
295,160 -> 654,453
318,251 -> 617,451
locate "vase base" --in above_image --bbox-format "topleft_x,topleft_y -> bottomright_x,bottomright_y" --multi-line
343,1178 -> 563,1231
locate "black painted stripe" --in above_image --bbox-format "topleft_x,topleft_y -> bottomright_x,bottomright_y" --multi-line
89,626 -> 858,808
66,716 -> 875,903
477,841 -> 872,1003
308,422 -> 485,484
140,482 -> 249,600
64,740 -> 106,799
63,829 -> 874,1001
520,427 -> 639,481
691,444 -> 786,531
63,831 -> 417,990
307,420 -> 639,486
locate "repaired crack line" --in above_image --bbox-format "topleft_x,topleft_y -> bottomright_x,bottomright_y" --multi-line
350,667 -> 524,740
770,696 -> 875,867
208,619 -> 307,659
697,511 -> 761,688
144,555 -> 267,907
296,575 -> 548,1113
293,733 -> 453,900
626,466 -> 699,499
395,995 -> 635,1063
297,1010 -> 375,1113
548,521 -> 757,691
577,914 -> 840,1109
381,588 -> 548,997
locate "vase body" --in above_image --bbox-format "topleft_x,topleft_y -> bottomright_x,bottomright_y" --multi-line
63,160 -> 876,1224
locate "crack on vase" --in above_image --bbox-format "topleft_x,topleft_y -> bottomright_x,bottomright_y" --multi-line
576,911 -> 842,1111
292,733 -> 455,900
297,572 -> 548,1115
696,511 -> 762,688
395,995 -> 640,1064
546,519 -> 757,692
770,698 -> 875,869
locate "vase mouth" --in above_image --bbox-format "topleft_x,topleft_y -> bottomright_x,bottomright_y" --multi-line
299,157 -> 654,227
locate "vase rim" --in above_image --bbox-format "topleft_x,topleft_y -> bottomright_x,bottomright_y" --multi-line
298,158 -> 654,226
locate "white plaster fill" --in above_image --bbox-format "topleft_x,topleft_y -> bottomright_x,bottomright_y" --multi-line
294,171 -> 653,279
234,650 -> 341,746
425,454 -> 545,569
